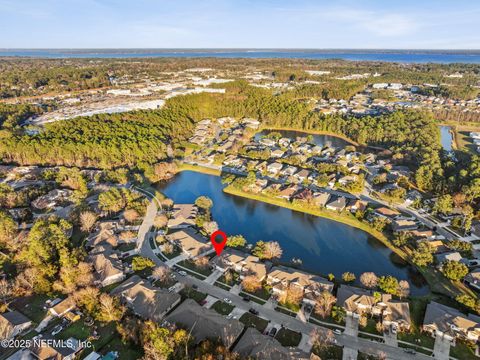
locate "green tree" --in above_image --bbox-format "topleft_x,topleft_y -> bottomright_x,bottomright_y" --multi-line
226,234 -> 247,248
0,210 -> 16,250
132,256 -> 156,272
342,272 -> 356,283
433,194 -> 453,214
378,276 -> 399,295
412,241 -> 434,267
441,260 -> 468,281
195,196 -> 213,211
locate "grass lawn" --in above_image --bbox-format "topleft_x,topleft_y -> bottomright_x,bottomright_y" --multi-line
313,344 -> 343,359
97,336 -> 143,360
217,271 -> 240,286
398,331 -> 435,350
180,288 -> 207,304
310,313 -> 345,326
450,340 -> 477,360
211,301 -> 235,315
57,320 -> 90,340
360,318 -> 381,335
239,313 -> 269,333
214,281 -> 231,291
116,242 -> 137,252
275,328 -> 302,347
275,306 -> 297,317
162,245 -> 182,259
278,300 -> 301,313
11,294 -> 49,324
242,286 -> 271,301
178,259 -> 213,276
239,292 -> 266,305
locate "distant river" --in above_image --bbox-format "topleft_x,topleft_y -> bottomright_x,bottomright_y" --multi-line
158,171 -> 428,295
2,49 -> 480,64
439,125 -> 454,152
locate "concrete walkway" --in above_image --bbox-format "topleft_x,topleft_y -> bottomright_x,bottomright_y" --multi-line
204,269 -> 223,285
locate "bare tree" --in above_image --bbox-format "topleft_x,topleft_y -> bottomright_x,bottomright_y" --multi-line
152,266 -> 171,283
264,241 -> 283,260
163,242 -> 174,255
376,321 -> 385,334
97,293 -> 125,323
279,284 -> 303,307
314,291 -> 337,319
194,256 -> 210,269
0,279 -> 11,311
310,328 -> 335,351
123,209 -> 139,223
242,275 -> 262,293
80,211 -> 97,232
203,221 -> 218,234
153,214 -> 168,228
359,314 -> 368,328
398,280 -> 410,299
360,272 -> 378,289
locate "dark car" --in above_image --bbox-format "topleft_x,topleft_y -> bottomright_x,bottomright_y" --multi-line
192,284 -> 198,289
249,308 -> 259,315
242,297 -> 251,302
269,327 -> 277,337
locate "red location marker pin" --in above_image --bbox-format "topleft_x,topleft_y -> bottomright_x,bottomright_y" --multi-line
210,230 -> 227,256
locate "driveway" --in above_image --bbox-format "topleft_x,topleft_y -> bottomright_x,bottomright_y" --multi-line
383,329 -> 398,347
433,335 -> 451,360
342,347 -> 358,360
345,314 -> 359,337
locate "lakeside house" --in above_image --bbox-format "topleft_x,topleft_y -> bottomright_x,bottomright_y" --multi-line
423,301 -> 480,341
214,249 -> 268,280
267,266 -> 333,305
167,204 -> 198,229
391,219 -> 418,232
0,311 -> 32,339
374,207 -> 400,220
111,275 -> 181,322
166,229 -> 212,258
312,192 -> 331,207
465,270 -> 480,292
325,196 -> 347,211
166,299 -> 244,347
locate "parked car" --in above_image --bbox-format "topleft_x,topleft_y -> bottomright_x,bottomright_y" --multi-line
403,348 -> 416,355
178,271 -> 187,276
334,329 -> 342,335
51,325 -> 63,336
192,284 -> 198,289
391,324 -> 397,335
242,297 -> 251,302
269,327 -> 277,337
249,308 -> 259,315
223,298 -> 232,304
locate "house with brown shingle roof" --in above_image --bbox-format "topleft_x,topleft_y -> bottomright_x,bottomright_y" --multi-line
165,299 -> 244,348
423,301 -> 480,341
267,266 -> 333,306
166,229 -> 211,258
234,328 -> 316,360
90,252 -> 126,287
167,204 -> 198,229
111,275 -> 180,321
214,249 -> 268,280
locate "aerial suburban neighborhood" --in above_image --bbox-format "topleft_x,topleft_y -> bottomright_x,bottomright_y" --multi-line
1,2 -> 480,359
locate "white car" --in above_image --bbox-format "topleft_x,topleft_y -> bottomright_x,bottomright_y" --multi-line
178,271 -> 187,276
334,329 -> 342,335
223,298 -> 232,304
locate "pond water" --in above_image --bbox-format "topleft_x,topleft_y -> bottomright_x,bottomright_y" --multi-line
158,171 -> 428,295
440,126 -> 454,152
254,129 -> 350,149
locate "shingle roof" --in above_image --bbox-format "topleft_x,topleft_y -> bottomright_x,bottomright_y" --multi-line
165,299 -> 243,347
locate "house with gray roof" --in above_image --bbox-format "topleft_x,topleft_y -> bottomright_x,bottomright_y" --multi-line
165,299 -> 243,347
0,311 -> 32,339
111,275 -> 180,322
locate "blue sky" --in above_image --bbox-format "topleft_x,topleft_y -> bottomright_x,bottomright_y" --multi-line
0,0 -> 479,49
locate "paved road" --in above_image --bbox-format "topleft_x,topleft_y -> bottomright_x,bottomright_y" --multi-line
135,195 -> 435,360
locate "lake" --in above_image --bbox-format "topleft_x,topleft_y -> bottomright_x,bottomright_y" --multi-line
254,129 -> 350,149
2,49 -> 480,64
158,171 -> 428,295
440,125 -> 454,152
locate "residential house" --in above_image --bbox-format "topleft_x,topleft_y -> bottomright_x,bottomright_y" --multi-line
374,207 -> 400,220
277,185 -> 299,200
271,149 -> 285,158
214,250 -> 267,280
165,299 -> 244,347
325,196 -> 347,211
293,169 -> 310,183
90,252 -> 126,287
167,204 -> 198,229
336,285 -> 393,318
423,301 -> 480,341
267,266 -> 333,305
234,328 -> 315,360
283,166 -> 298,177
31,189 -> 72,210
0,311 -> 32,339
312,192 -> 331,207
111,275 -> 181,321
267,163 -> 283,175
465,270 -> 480,292
166,229 -> 211,257
392,219 -> 418,233
435,252 -> 463,266
29,335 -> 83,360
49,297 -> 76,318
382,301 -> 411,331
